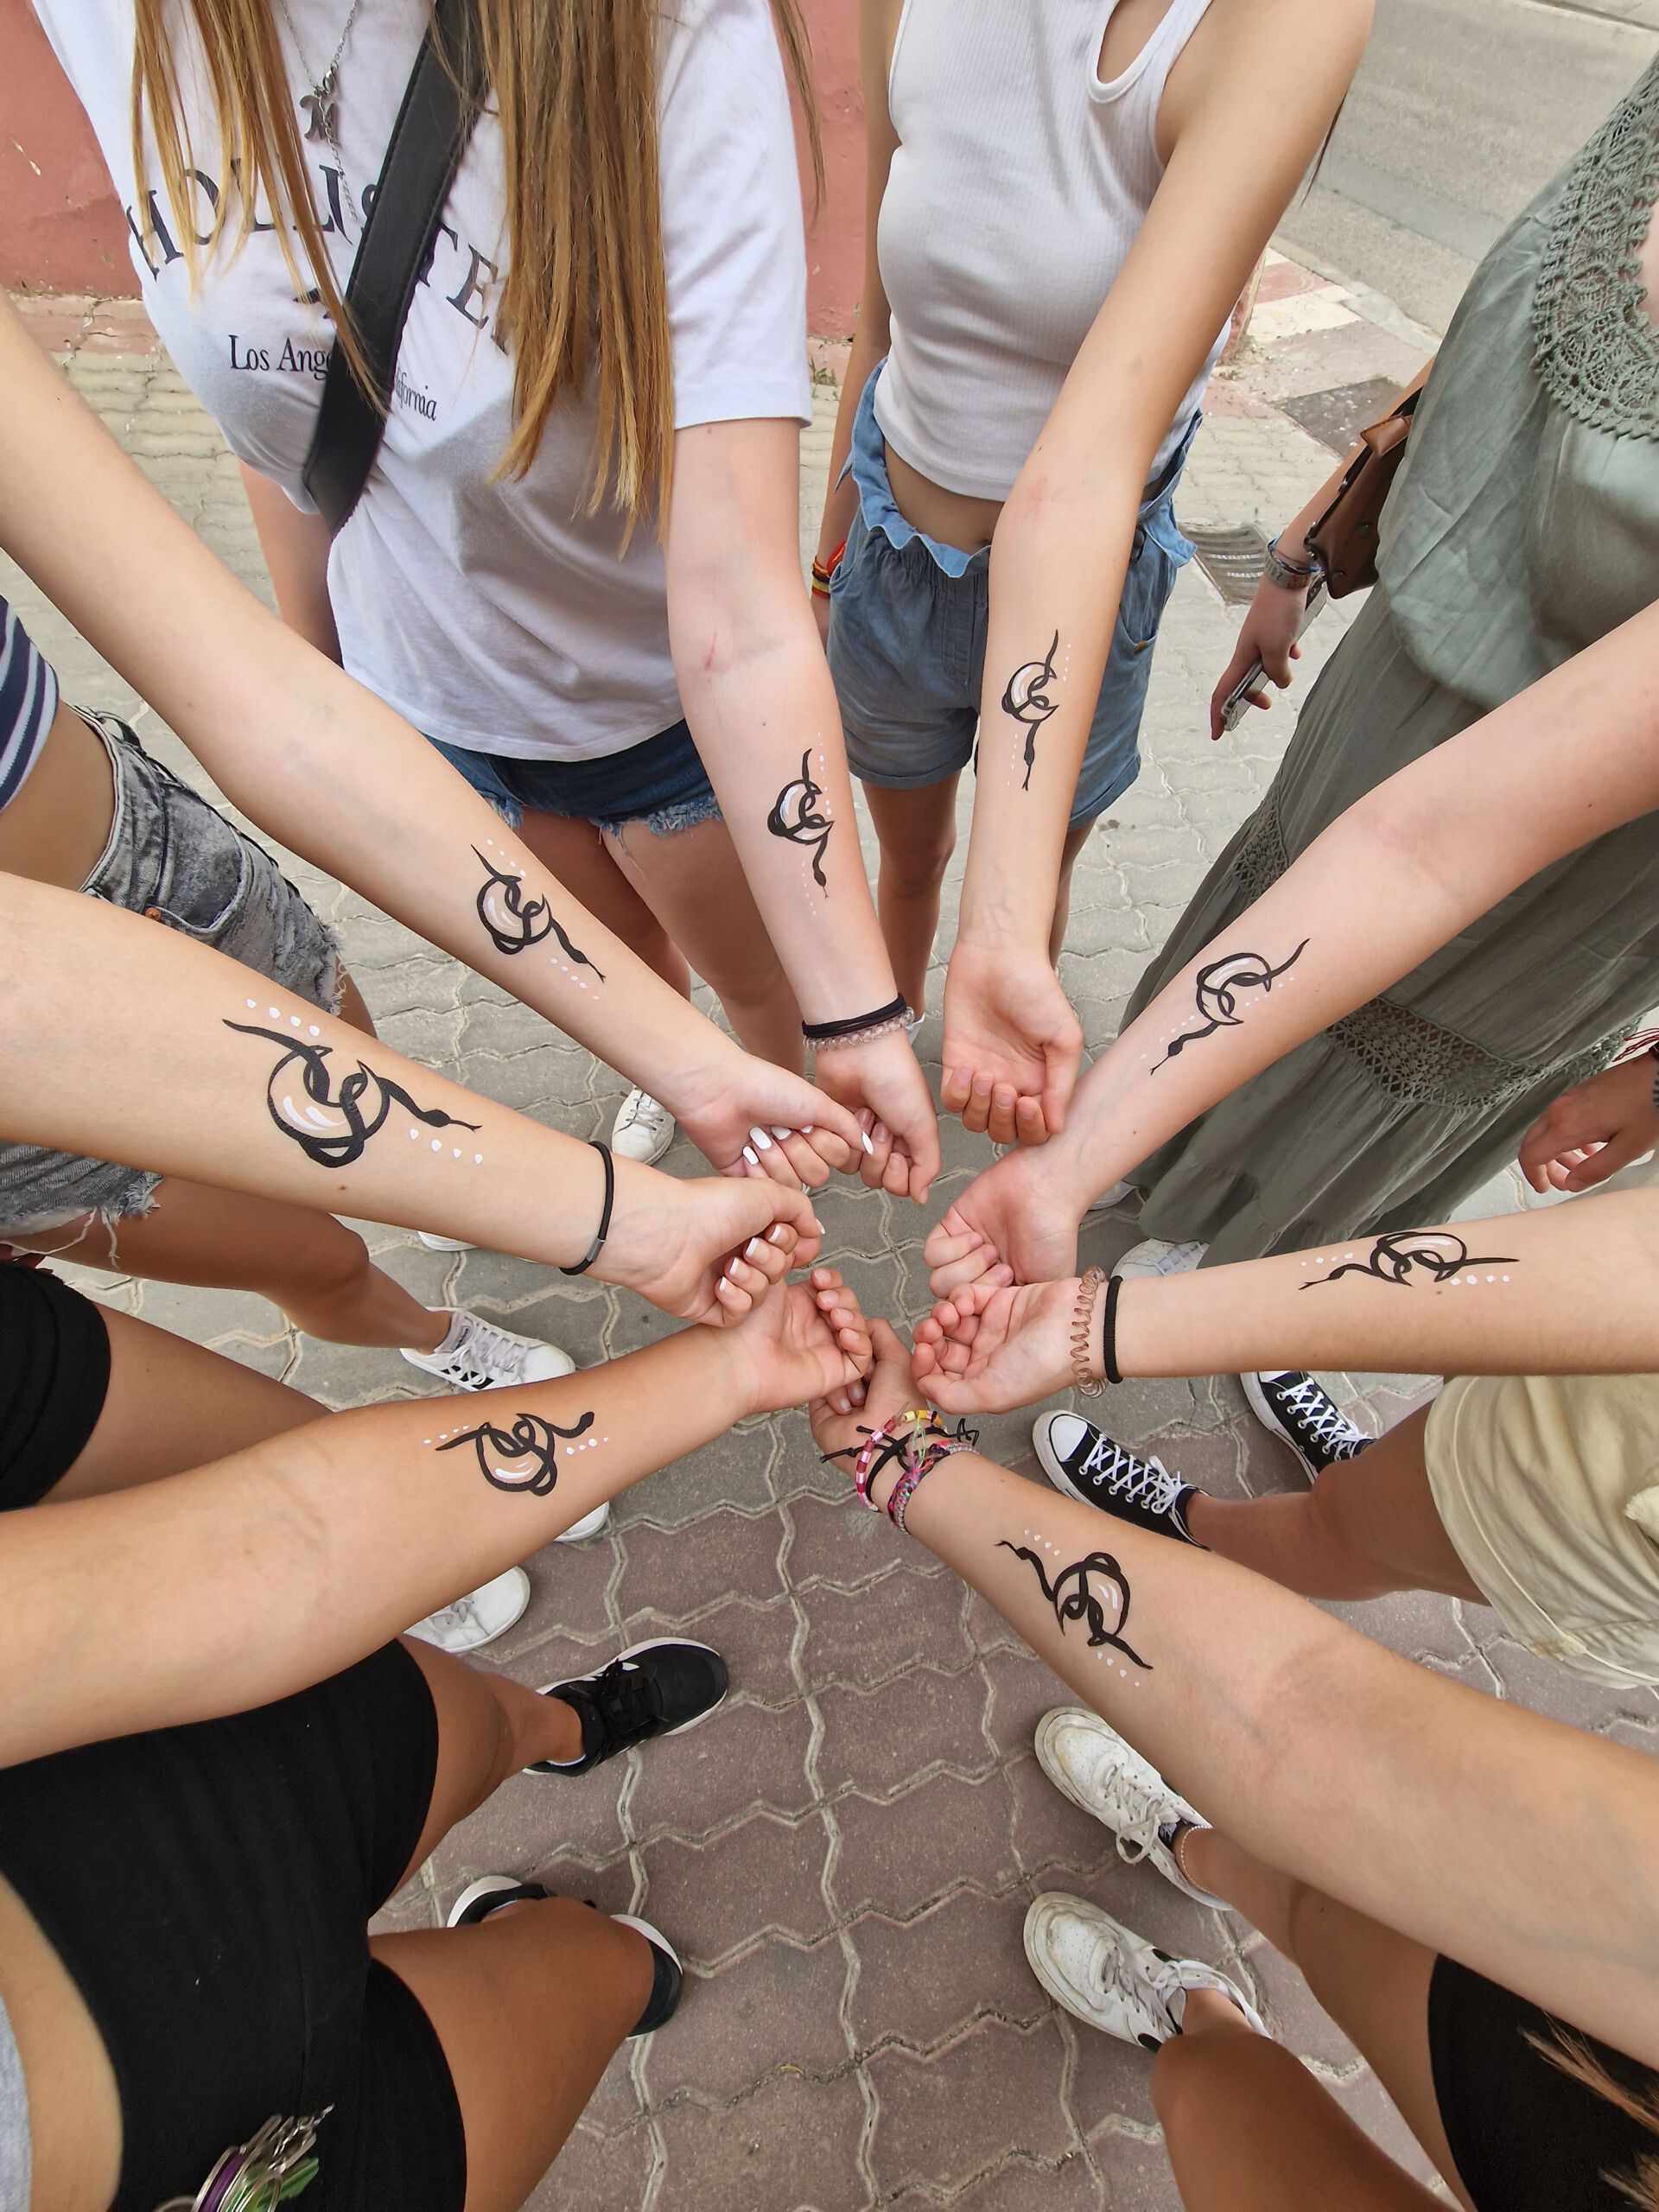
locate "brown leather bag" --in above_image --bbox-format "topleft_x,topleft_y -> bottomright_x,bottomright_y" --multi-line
1304,387 -> 1421,598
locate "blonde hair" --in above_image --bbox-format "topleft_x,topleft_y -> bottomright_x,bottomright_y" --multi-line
131,0 -> 821,531
1533,2031 -> 1659,2210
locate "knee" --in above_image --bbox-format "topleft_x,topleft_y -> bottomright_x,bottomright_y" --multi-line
1152,2024 -> 1230,2131
880,826 -> 956,898
294,1223 -> 376,1309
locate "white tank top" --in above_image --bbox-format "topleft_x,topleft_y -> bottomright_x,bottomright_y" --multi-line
874,0 -> 1224,501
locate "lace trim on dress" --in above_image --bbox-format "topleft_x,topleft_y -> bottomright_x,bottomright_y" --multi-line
1532,56 -> 1659,439
1230,799 -> 1628,1109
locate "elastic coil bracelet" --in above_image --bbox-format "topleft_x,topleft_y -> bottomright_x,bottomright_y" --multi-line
559,1140 -> 614,1276
1070,1268 -> 1122,1396
803,995 -> 911,1051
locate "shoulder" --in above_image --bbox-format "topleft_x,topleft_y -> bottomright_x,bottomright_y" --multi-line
1164,0 -> 1371,143
658,0 -> 790,95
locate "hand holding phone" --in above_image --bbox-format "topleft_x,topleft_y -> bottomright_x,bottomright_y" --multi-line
1217,576 -> 1329,735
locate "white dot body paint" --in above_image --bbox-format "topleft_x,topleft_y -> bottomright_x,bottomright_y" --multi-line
245,998 -> 257,1008
308,1026 -> 321,1037
431,1139 -> 442,1152
268,1007 -> 280,1020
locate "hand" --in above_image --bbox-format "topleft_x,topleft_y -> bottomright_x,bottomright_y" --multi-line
725,1265 -> 874,1417
807,1317 -> 922,1464
671,1049 -> 861,1190
941,938 -> 1084,1145
813,1028 -> 941,1201
1518,1053 -> 1659,1194
912,1275 -> 1077,1414
923,1144 -> 1083,1296
1209,574 -> 1310,741
599,1166 -> 825,1326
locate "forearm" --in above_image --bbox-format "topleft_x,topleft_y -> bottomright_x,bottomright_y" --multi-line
1046,604 -> 1659,1208
899,1448 -> 1659,2060
1,1325 -> 747,1762
813,323 -> 886,572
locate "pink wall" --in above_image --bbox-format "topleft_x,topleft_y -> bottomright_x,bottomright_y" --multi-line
0,0 -> 868,336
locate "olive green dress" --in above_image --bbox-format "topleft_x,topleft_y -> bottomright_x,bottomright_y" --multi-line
1125,58 -> 1659,1263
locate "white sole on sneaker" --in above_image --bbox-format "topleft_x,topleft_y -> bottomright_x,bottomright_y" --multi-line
1033,1709 -> 1224,1908
554,1501 -> 612,1543
447,1874 -> 541,1927
611,1912 -> 682,1971
1031,1413 -> 1097,1509
536,1638 -> 729,1738
1239,1370 -> 1327,1478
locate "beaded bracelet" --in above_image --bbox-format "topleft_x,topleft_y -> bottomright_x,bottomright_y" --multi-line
847,1407 -> 938,1507
810,538 -> 847,599
1262,534 -> 1321,591
883,1422 -> 978,1532
804,995 -> 913,1052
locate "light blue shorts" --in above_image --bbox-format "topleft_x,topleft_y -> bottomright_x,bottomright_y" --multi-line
828,365 -> 1197,830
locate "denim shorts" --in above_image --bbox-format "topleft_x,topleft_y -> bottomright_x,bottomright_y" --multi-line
430,715 -> 723,837
828,365 -> 1197,829
0,714 -> 341,1238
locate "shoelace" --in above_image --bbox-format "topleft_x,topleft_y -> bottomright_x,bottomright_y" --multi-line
442,1315 -> 526,1386
1096,1936 -> 1180,2038
583,1657 -> 658,1752
1078,1434 -> 1184,1516
1276,1376 -> 1369,1458
1084,1753 -> 1181,1873
617,1092 -> 668,1136
423,1593 -> 480,1637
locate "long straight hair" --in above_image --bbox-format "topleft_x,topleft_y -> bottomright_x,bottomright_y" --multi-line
130,1 -> 822,532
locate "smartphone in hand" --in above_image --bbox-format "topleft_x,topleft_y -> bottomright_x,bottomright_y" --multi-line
1218,576 -> 1329,733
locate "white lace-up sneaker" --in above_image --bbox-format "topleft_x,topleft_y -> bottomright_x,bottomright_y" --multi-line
1024,1894 -> 1264,2048
1242,1370 -> 1374,1480
401,1308 -> 576,1391
407,1567 -> 531,1653
416,1231 -> 473,1252
556,1501 -> 612,1542
1112,1237 -> 1209,1281
1086,1179 -> 1136,1212
612,1088 -> 676,1165
1034,1707 -> 1222,1904
1033,1413 -> 1201,1545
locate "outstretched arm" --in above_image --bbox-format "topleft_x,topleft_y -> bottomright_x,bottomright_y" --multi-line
0,295 -> 859,1186
944,0 -> 1370,1144
2,1273 -> 869,1766
816,1327 -> 1659,2068
0,873 -> 823,1326
914,1185 -> 1659,1411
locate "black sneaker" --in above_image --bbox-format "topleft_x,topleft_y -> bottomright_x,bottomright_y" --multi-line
446,1878 -> 683,2035
531,1638 -> 728,1776
1032,1413 -> 1201,1544
1242,1370 -> 1372,1479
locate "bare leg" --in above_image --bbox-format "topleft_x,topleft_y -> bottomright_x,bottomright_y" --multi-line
862,778 -> 960,1016
1153,1988 -> 1445,2211
374,1639 -> 653,2212
514,807 -> 693,1000
1184,1409 -> 1485,1604
1179,1826 -> 1472,2209
51,1303 -> 322,1500
9,1180 -> 448,1353
603,815 -> 804,1068
1048,817 -> 1097,966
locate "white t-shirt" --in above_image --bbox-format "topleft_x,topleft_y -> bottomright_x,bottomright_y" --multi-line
34,0 -> 812,758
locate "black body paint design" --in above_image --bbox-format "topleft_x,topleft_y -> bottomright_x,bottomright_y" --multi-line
1152,941 -> 1309,1071
766,750 -> 834,890
472,849 -> 605,977
435,1409 -> 594,1496
225,1021 -> 479,1168
998,1541 -> 1152,1671
1300,1230 -> 1517,1289
1001,632 -> 1060,791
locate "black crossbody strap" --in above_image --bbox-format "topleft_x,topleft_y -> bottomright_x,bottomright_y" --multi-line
302,0 -> 486,536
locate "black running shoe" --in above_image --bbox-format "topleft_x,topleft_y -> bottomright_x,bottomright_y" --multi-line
1032,1413 -> 1202,1544
1242,1370 -> 1372,1479
446,1878 -> 684,2034
531,1638 -> 728,1776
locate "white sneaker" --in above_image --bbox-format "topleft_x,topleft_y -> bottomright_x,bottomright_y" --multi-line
1112,1237 -> 1208,1281
1034,1707 -> 1221,1904
1087,1179 -> 1136,1213
612,1088 -> 676,1165
556,1500 -> 612,1542
401,1308 -> 576,1391
407,1567 -> 531,1653
1023,1894 -> 1264,2047
416,1230 -> 473,1252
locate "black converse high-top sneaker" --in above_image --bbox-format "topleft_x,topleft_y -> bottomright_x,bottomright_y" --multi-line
1033,1414 -> 1202,1544
1242,1371 -> 1373,1479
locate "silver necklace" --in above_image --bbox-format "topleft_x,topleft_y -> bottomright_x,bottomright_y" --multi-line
276,0 -> 363,226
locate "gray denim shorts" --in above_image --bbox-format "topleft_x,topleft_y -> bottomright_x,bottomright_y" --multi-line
0,714 -> 342,1239
828,365 -> 1197,829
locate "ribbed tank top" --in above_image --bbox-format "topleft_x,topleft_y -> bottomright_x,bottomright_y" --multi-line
874,0 -> 1224,501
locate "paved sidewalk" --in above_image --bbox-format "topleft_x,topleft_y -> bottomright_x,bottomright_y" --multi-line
8,267 -> 1656,2210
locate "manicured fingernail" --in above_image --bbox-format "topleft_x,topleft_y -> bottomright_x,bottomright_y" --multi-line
874,1122 -> 890,1146
802,1124 -> 814,1134
750,1127 -> 774,1150
768,1223 -> 790,1243
745,1237 -> 765,1260
811,1216 -> 825,1235
861,1132 -> 874,1154
743,1146 -> 759,1165
771,1126 -> 793,1140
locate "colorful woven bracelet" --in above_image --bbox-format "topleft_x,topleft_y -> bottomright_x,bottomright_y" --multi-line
885,1428 -> 976,1532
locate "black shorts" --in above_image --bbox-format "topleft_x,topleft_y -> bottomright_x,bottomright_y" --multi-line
0,1643 -> 466,2212
0,1262 -> 111,1506
1430,1955 -> 1657,2209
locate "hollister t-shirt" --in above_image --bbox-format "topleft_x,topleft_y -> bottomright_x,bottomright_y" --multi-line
33,0 -> 812,759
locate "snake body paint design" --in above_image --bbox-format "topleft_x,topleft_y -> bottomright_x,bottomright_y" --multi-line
435,1410 -> 594,1496
1152,941 -> 1309,1071
766,750 -> 834,890
1300,1230 -> 1518,1289
1001,632 -> 1060,791
226,1021 -> 479,1168
473,849 -> 605,977
998,1541 -> 1151,1670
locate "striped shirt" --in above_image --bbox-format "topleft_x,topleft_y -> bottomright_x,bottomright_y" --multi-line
0,594 -> 59,810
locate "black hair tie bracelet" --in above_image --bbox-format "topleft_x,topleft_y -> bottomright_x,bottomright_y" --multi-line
560,1139 -> 614,1276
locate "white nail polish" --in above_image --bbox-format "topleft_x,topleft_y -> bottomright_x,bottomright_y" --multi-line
743,1146 -> 759,1166
745,1237 -> 765,1259
861,1131 -> 875,1154
771,1125 -> 793,1140
801,1124 -> 814,1134
751,1128 -> 774,1150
